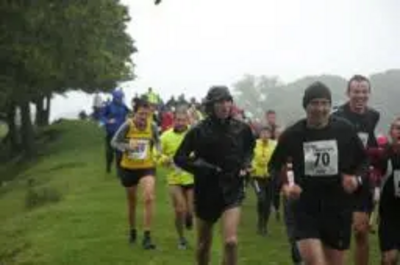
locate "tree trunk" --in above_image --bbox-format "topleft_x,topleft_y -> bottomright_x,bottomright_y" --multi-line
44,94 -> 51,125
35,96 -> 44,126
5,102 -> 20,153
34,94 -> 51,127
20,100 -> 35,157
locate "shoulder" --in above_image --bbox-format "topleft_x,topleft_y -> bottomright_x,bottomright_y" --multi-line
160,128 -> 173,139
366,107 -> 380,121
329,116 -> 357,135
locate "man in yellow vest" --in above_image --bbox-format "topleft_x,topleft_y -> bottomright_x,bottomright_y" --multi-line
111,98 -> 159,250
250,126 -> 277,236
159,109 -> 194,249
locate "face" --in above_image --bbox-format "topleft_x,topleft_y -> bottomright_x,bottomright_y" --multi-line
213,99 -> 233,119
306,98 -> 331,126
259,129 -> 271,141
134,107 -> 149,126
347,80 -> 370,110
174,113 -> 189,131
390,119 -> 400,145
266,113 -> 276,125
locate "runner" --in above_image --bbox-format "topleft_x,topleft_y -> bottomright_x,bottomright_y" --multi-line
378,117 -> 400,265
100,89 -> 130,174
264,109 -> 283,221
250,126 -> 277,236
111,98 -> 159,250
174,86 -> 255,265
159,109 -> 194,249
269,82 -> 366,265
332,74 -> 380,265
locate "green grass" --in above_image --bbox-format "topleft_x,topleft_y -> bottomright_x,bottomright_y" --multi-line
0,120 -> 381,264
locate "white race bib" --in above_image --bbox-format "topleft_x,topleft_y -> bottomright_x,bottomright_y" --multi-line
394,170 -> 400,198
128,139 -> 149,160
303,140 -> 338,176
357,132 -> 369,148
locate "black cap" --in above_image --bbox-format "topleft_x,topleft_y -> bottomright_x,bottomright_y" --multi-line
302,82 -> 331,109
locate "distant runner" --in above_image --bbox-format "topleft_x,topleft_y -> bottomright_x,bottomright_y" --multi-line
100,89 -> 130,174
378,118 -> 400,265
111,99 -> 159,250
250,126 -> 277,236
159,109 -> 194,249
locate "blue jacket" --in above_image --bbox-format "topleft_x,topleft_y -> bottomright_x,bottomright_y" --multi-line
101,100 -> 130,135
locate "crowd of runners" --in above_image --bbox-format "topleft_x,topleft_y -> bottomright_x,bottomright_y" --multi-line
94,75 -> 400,265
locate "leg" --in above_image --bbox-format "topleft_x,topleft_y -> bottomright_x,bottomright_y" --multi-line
297,239 -> 327,265
114,151 -> 122,177
184,187 -> 195,229
105,134 -> 114,172
140,174 -> 156,249
353,211 -> 370,265
323,246 -> 346,265
381,250 -> 399,265
221,207 -> 241,265
196,218 -> 214,265
263,178 -> 274,231
140,175 -> 156,231
251,178 -> 266,234
126,185 -> 138,230
284,198 -> 303,264
274,190 -> 281,221
169,185 -> 187,241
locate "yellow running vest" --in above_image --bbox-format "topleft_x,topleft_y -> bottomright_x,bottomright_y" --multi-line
120,120 -> 155,170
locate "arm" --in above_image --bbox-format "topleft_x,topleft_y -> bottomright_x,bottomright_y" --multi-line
342,127 -> 368,188
157,132 -> 171,166
152,122 -> 161,153
110,121 -> 131,152
173,128 -> 198,174
268,132 -> 290,190
242,125 -> 256,170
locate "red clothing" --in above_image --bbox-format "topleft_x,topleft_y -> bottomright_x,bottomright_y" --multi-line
161,111 -> 174,132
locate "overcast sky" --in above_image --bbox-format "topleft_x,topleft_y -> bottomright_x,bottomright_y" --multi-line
51,0 -> 400,120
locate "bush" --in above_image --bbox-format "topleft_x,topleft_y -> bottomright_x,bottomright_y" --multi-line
25,179 -> 62,210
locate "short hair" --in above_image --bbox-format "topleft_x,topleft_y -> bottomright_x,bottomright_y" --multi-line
266,110 -> 276,115
133,98 -> 149,113
347,75 -> 371,92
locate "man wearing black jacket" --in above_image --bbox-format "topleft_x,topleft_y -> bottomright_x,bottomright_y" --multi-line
332,75 -> 380,265
174,86 -> 255,265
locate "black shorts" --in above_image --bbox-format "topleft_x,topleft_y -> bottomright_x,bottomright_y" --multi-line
194,178 -> 245,223
379,217 -> 400,252
294,206 -> 352,250
120,168 -> 156,187
179,183 -> 194,190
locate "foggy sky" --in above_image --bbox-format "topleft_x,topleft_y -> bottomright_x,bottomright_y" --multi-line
51,0 -> 400,120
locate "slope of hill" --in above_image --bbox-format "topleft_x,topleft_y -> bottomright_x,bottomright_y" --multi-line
0,121 -> 380,264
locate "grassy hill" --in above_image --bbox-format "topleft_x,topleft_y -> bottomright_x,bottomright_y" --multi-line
0,120 -> 380,264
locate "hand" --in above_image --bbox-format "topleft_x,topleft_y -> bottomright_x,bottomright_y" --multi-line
342,174 -> 358,194
239,169 -> 249,177
282,184 -> 302,200
164,157 -> 173,167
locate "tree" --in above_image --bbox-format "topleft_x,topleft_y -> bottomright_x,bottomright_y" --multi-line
0,0 -> 136,157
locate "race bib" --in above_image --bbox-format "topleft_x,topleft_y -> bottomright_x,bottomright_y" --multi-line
394,170 -> 400,198
357,132 -> 369,148
127,139 -> 149,160
303,140 -> 338,176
